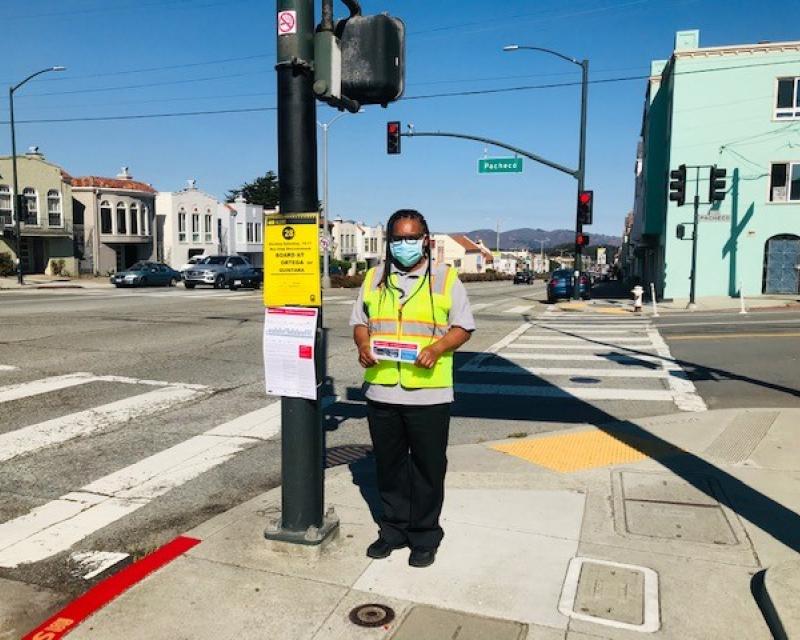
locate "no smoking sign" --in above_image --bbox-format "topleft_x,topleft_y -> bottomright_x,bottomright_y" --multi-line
277,10 -> 297,35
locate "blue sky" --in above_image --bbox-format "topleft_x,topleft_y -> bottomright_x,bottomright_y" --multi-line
1,0 -> 795,235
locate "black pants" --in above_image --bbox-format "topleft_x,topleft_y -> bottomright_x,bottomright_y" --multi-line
366,400 -> 451,550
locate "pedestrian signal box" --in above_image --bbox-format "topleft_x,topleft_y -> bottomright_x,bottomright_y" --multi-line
676,224 -> 686,239
576,232 -> 590,247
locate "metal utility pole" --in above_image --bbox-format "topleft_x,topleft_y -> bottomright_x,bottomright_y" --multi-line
9,66 -> 65,284
688,191 -> 700,311
267,0 -> 337,545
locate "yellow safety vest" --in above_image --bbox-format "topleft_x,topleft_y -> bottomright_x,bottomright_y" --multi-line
362,262 -> 458,389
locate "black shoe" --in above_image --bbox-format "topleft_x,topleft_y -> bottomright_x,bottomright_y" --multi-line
366,538 -> 404,559
408,547 -> 437,568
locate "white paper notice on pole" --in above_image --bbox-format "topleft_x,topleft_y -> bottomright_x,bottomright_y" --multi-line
263,307 -> 318,400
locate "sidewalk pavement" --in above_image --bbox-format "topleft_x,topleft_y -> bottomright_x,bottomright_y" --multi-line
0,275 -> 113,290
554,295 -> 799,315
38,407 -> 797,640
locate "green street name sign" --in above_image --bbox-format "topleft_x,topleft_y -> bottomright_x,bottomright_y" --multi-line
478,157 -> 523,174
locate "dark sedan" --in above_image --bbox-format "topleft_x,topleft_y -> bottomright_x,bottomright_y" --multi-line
110,262 -> 182,287
229,267 -> 263,291
547,269 -> 591,302
513,270 -> 534,285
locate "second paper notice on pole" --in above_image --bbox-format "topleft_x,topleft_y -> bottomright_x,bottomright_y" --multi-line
263,307 -> 318,400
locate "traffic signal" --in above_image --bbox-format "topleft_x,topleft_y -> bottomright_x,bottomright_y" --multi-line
576,232 -> 590,247
577,190 -> 593,225
387,121 -> 401,154
676,224 -> 686,239
669,164 -> 687,206
709,165 -> 727,202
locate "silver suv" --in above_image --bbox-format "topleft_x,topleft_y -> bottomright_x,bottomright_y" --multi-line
183,255 -> 252,289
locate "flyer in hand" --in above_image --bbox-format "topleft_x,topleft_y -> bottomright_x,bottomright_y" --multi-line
371,339 -> 420,363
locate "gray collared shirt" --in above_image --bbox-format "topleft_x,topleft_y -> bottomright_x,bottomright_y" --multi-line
349,261 -> 475,405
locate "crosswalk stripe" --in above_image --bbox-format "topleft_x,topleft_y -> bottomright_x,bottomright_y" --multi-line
0,373 -> 97,404
0,404 -> 281,567
535,324 -> 651,330
504,305 -> 535,314
456,383 -> 676,402
517,336 -> 653,344
459,364 -> 678,379
500,352 -> 663,363
0,365 -> 18,372
470,303 -> 492,312
323,296 -> 347,302
526,329 -> 643,335
0,386 -> 202,464
329,300 -> 355,305
646,327 -> 707,412
504,343 -> 656,352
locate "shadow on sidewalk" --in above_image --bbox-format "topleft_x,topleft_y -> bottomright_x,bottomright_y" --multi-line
333,342 -> 800,554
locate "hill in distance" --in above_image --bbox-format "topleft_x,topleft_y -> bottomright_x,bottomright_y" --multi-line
453,227 -> 621,251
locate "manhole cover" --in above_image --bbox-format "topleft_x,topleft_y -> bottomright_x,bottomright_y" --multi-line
349,603 -> 395,628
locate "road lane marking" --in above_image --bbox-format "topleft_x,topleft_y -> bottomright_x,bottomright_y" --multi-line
0,373 -> 97,404
70,551 -> 131,580
504,305 -> 535,314
664,331 -> 800,340
0,365 -> 18,372
505,343 -> 657,352
0,386 -> 203,464
518,336 -> 653,344
456,383 -> 676,402
470,303 -> 492,312
0,405 -> 280,567
463,322 -> 532,370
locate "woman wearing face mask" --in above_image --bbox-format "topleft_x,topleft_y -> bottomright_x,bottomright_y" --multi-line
349,209 -> 475,568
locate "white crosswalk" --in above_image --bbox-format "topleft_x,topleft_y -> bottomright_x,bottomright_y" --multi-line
0,365 -> 287,568
459,308 -> 707,412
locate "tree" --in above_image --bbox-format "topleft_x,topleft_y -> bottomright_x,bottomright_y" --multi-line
226,171 -> 280,208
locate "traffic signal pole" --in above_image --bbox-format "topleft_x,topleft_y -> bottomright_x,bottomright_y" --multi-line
573,59 -> 588,300
688,190 -> 700,310
266,0 -> 338,546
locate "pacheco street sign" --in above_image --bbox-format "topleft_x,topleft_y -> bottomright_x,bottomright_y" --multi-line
478,157 -> 523,174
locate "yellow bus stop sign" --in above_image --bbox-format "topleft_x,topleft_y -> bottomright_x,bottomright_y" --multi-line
263,212 -> 321,307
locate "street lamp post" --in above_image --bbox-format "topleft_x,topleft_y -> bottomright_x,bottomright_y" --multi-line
9,66 -> 65,285
503,45 -> 588,300
317,109 -> 361,289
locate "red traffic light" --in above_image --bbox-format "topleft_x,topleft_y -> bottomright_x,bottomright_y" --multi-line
576,232 -> 590,247
388,122 -> 398,133
387,121 -> 401,154
579,191 -> 592,205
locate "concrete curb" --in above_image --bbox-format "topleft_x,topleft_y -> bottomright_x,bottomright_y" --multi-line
757,560 -> 800,640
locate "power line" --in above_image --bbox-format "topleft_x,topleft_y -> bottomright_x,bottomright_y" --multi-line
5,0 -> 251,21
0,106 -> 276,125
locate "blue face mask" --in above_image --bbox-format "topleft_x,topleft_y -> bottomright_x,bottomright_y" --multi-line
390,238 -> 425,267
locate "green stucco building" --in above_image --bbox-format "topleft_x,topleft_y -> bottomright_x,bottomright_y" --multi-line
626,30 -> 800,299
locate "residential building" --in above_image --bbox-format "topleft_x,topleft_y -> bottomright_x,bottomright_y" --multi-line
156,180 -> 222,269
0,148 -> 75,274
219,196 -> 265,267
629,30 -> 800,299
72,168 -> 157,274
431,234 -> 491,274
331,218 -> 385,267
531,252 -> 550,273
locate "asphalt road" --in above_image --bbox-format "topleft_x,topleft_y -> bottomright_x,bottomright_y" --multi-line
0,280 -> 797,625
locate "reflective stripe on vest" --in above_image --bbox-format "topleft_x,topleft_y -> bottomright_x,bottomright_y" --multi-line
362,263 -> 457,389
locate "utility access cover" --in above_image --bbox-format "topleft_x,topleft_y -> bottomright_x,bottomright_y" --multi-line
391,606 -> 526,640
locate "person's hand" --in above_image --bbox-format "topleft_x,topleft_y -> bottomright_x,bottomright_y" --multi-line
358,343 -> 378,368
415,344 -> 442,369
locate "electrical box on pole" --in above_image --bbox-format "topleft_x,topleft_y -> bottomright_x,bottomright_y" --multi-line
709,165 -> 727,202
386,121 -> 401,154
577,190 -> 593,225
669,164 -> 687,206
335,14 -> 405,106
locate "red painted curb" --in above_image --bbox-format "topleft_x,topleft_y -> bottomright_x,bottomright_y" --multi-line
22,535 -> 201,640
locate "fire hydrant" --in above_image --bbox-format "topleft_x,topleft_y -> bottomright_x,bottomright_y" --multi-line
631,284 -> 644,313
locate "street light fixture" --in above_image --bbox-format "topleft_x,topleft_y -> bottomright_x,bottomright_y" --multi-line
503,44 -> 588,300
317,108 -> 363,289
9,65 -> 66,285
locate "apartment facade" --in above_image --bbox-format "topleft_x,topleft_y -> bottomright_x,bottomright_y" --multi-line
431,234 -> 492,274
0,149 -> 75,274
630,30 -> 800,299
331,218 -> 385,267
155,181 -> 222,269
220,196 -> 265,267
71,169 -> 157,274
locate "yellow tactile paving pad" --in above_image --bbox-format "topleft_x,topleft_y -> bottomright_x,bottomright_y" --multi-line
492,429 -> 681,473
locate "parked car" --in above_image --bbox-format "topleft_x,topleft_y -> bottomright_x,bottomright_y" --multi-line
183,255 -> 252,289
229,267 -> 263,291
179,256 -> 207,276
513,270 -> 534,285
546,269 -> 592,302
110,262 -> 182,288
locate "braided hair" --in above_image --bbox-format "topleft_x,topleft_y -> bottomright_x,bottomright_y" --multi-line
381,209 -> 438,337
